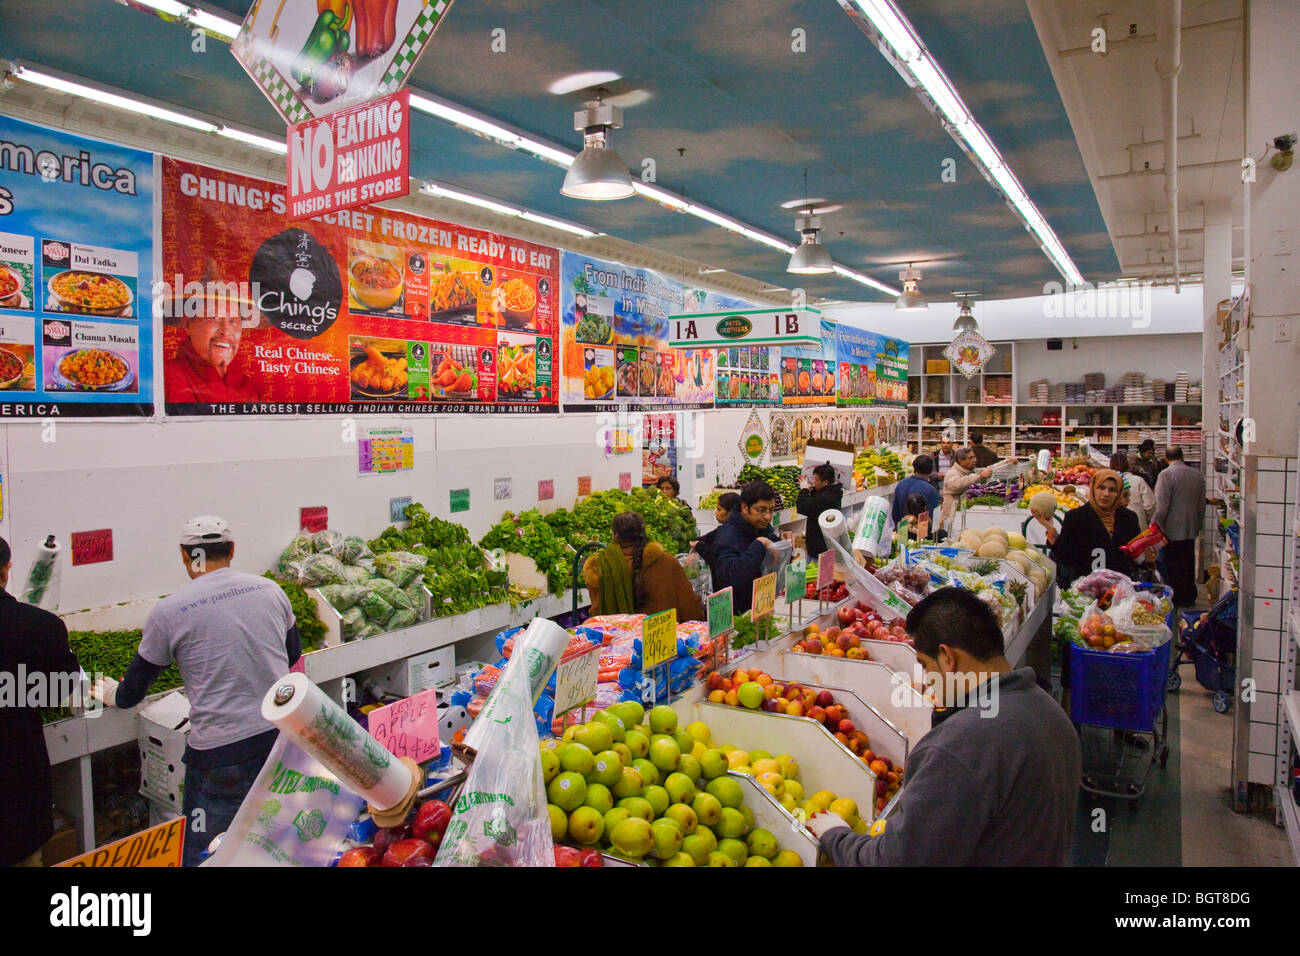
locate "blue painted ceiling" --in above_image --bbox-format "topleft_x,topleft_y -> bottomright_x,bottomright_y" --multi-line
0,0 -> 1118,300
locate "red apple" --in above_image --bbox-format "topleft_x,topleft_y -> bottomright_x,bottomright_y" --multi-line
373,824 -> 410,855
807,705 -> 827,725
382,838 -> 436,867
578,848 -> 604,867
856,601 -> 871,614
825,626 -> 841,640
338,846 -> 381,867
816,690 -> 834,708
707,671 -> 725,691
837,607 -> 854,626
876,779 -> 888,797
847,736 -> 864,755
838,719 -> 856,736
553,845 -> 583,867
862,749 -> 876,764
762,699 -> 780,712
413,800 -> 452,845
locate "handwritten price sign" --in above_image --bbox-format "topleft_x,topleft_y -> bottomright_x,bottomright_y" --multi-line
707,588 -> 733,641
555,645 -> 599,714
817,550 -> 835,590
367,688 -> 441,764
751,573 -> 777,619
642,608 -> 677,671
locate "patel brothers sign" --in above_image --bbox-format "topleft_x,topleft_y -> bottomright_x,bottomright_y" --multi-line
668,307 -> 823,349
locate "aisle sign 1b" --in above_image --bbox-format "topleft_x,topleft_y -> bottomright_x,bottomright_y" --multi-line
642,608 -> 677,671
555,645 -> 599,715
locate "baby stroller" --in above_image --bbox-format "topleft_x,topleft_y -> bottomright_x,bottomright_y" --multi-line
1168,590 -> 1237,713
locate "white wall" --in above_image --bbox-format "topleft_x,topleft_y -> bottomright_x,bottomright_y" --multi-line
1007,334 -> 1203,400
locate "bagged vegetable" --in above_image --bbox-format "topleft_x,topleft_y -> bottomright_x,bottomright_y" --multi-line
310,529 -> 345,557
340,607 -> 364,638
340,535 -> 374,565
289,553 -> 348,587
403,574 -> 426,602
353,623 -> 384,640
374,551 -> 426,588
277,533 -> 314,576
341,565 -> 372,585
386,608 -> 419,631
357,590 -> 395,624
317,583 -> 370,612
367,577 -> 414,611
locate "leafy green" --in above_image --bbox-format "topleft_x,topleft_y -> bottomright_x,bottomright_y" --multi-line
42,629 -> 182,724
265,574 -> 327,652
546,488 -> 699,555
480,509 -> 570,595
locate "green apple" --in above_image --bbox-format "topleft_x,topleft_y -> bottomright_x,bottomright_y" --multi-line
743,856 -> 771,867
715,806 -> 746,840
648,736 -> 682,774
589,750 -> 623,788
705,775 -> 744,810
663,803 -> 698,836
540,748 -> 560,785
556,742 -> 595,778
691,792 -> 723,827
610,700 -> 643,728
749,749 -> 773,763
632,724 -> 652,739
632,758 -> 661,788
567,805 -> 605,845
611,742 -> 632,764
663,772 -> 697,805
659,851 -> 695,867
784,779 -> 804,802
648,704 -> 678,736
739,805 -> 755,834
746,827 -> 779,860
573,721 -> 613,755
717,837 -> 748,864
617,796 -> 654,822
583,782 -> 614,815
772,849 -> 803,867
756,772 -> 784,799
677,754 -> 702,784
603,806 -> 631,835
623,730 -> 650,759
685,720 -> 711,744
609,817 -> 655,859
593,709 -> 627,743
737,681 -> 766,709
706,851 -> 738,867
547,803 -> 567,840
699,749 -> 729,780
672,729 -> 695,756
612,766 -> 644,799
547,771 -> 586,812
649,818 -> 684,859
682,831 -> 715,866
780,793 -> 798,813
645,784 -> 671,818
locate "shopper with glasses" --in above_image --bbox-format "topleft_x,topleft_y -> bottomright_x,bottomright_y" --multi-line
708,480 -> 783,615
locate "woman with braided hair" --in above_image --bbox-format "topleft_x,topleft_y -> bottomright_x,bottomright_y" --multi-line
583,511 -> 704,621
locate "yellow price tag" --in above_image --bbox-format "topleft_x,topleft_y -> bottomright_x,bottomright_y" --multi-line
642,608 -> 677,671
751,573 -> 777,619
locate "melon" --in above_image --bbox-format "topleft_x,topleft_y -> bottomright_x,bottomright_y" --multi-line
1006,531 -> 1027,550
983,526 -> 1009,541
1026,567 -> 1048,590
958,529 -> 984,549
1005,551 -> 1033,571
977,539 -> 1009,559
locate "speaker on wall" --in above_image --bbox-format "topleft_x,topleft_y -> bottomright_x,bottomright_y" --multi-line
1046,339 -> 1063,351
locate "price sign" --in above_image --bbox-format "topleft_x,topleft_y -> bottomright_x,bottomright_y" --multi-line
619,472 -> 632,492
554,645 -> 599,715
299,506 -> 328,533
449,488 -> 470,514
817,550 -> 835,590
70,529 -> 113,566
751,573 -> 777,619
642,608 -> 678,671
578,475 -> 592,496
538,479 -> 555,501
59,817 -> 184,868
707,588 -> 734,640
389,496 -> 413,523
784,556 -> 806,598
367,688 -> 441,764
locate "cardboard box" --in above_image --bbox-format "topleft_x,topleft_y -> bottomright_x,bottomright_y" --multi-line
41,825 -> 79,866
138,692 -> 190,812
145,796 -> 182,829
926,359 -> 950,374
367,647 -> 456,698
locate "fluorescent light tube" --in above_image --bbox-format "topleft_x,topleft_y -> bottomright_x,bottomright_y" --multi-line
18,67 -> 219,132
852,0 -> 921,62
218,126 -> 287,153
909,58 -> 967,126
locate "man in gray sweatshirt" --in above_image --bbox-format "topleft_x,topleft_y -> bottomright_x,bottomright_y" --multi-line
807,587 -> 1081,865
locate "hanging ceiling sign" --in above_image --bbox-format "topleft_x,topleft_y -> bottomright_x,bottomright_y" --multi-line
232,0 -> 456,124
944,330 -> 995,379
668,307 -> 823,349
287,89 -> 409,218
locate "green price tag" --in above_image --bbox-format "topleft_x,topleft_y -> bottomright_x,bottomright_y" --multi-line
449,488 -> 469,513
707,588 -> 733,640
642,609 -> 677,671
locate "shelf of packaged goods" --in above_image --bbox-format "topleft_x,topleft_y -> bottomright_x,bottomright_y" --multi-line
1275,786 -> 1300,866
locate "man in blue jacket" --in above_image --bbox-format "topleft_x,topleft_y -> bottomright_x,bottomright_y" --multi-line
891,455 -> 940,525
709,481 -> 781,615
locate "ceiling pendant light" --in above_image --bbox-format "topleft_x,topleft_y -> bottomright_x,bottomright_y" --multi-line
561,89 -> 635,200
785,172 -> 836,275
945,292 -> 994,379
953,297 -> 978,332
894,263 -> 928,311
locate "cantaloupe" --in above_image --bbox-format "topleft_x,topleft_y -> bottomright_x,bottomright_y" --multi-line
1005,551 -> 1033,572
1026,567 -> 1048,590
977,539 -> 1009,559
1006,532 -> 1027,550
958,529 -> 984,549
983,526 -> 1009,541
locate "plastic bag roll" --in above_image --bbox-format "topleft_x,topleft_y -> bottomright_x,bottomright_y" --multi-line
818,510 -> 853,555
260,672 -> 412,811
22,535 -> 61,612
464,617 -> 569,750
1036,449 -> 1051,473
851,496 -> 893,558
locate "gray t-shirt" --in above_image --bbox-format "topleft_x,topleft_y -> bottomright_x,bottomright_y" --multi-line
140,568 -> 295,751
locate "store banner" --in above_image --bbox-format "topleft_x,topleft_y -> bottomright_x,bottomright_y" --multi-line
716,343 -> 780,407
232,0 -> 455,124
780,317 -> 838,407
561,252 -> 739,412
0,116 -> 155,417
667,306 -> 822,349
161,157 -> 559,415
287,89 -> 410,217
835,325 -> 909,406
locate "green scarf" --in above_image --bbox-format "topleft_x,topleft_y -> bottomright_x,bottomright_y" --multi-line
594,542 -> 636,614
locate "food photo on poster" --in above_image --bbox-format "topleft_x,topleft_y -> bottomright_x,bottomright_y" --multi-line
0,116 -> 154,416
780,317 -> 838,407
835,324 -> 909,407
159,158 -> 558,415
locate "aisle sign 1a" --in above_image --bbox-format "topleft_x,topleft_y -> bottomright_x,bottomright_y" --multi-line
751,573 -> 777,619
642,608 -> 677,671
554,645 -> 599,715
707,587 -> 733,640
58,816 -> 184,868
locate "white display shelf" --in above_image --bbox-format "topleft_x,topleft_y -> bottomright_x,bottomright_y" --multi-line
1276,786 -> 1300,866
1284,690 -> 1300,744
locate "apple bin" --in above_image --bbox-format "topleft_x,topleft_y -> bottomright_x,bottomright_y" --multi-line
778,653 -> 934,749
762,677 -> 909,776
726,771 -> 820,866
672,699 -> 882,824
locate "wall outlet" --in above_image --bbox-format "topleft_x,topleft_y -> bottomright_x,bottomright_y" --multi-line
1275,318 -> 1293,344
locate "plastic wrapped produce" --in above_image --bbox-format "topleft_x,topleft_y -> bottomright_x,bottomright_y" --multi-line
366,577 -> 415,612
317,583 -> 370,611
340,535 -> 374,564
356,590 -> 395,624
340,607 -> 365,638
341,565 -> 371,585
289,553 -> 348,587
386,608 -> 420,631
310,529 -> 345,557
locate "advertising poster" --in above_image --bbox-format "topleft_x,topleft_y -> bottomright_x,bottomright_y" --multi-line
642,413 -> 677,487
561,252 -> 741,412
780,318 -> 837,407
716,344 -> 780,407
836,324 -> 909,406
160,158 -> 559,415
0,116 -> 154,417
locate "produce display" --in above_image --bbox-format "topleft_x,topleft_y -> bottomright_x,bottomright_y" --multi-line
1018,484 -> 1084,511
370,503 -> 509,615
704,666 -> 905,814
544,704 -> 804,865
698,489 -> 723,512
266,574 -> 329,652
962,478 -> 1023,506
546,488 -> 699,555
734,464 -> 800,509
1053,460 -> 1098,486
853,447 -> 909,489
480,509 -> 571,595
871,564 -> 934,606
731,611 -> 778,650
337,798 -> 455,868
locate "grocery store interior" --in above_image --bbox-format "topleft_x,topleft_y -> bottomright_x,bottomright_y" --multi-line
0,0 -> 1296,873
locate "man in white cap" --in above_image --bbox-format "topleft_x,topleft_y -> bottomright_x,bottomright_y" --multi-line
93,516 -> 299,866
